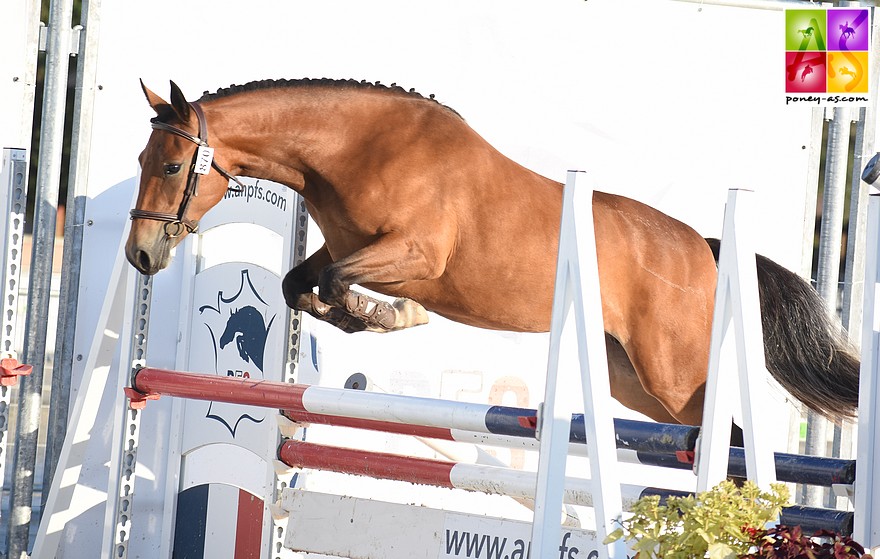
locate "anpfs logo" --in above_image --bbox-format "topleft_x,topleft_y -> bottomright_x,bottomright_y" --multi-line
198,268 -> 276,436
785,8 -> 870,106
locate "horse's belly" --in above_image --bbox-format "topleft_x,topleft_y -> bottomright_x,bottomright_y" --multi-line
363,276 -> 554,333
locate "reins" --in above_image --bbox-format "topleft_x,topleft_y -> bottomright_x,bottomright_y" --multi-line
129,102 -> 246,237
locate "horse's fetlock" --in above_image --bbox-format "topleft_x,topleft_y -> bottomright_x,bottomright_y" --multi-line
317,285 -> 345,308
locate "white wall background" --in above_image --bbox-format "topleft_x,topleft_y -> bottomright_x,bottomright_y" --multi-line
11,1 -> 822,556
85,0 -> 813,251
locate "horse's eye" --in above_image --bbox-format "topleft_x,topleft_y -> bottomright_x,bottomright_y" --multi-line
164,163 -> 182,175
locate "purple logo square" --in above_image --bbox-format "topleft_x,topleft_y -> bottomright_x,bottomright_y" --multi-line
827,9 -> 870,51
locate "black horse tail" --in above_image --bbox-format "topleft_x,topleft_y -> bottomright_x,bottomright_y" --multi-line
705,238 -> 860,420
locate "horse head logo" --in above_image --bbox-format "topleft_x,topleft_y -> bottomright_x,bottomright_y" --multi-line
198,268 -> 277,436
219,306 -> 274,373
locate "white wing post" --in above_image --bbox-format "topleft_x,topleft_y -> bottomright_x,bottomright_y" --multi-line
853,181 -> 880,551
32,249 -> 138,558
531,170 -> 625,559
696,188 -> 777,492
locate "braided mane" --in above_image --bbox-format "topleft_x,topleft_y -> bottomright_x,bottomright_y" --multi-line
198,78 -> 462,118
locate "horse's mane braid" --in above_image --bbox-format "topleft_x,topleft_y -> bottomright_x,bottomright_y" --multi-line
198,78 -> 462,119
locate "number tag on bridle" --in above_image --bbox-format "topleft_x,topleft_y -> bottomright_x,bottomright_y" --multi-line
194,146 -> 215,175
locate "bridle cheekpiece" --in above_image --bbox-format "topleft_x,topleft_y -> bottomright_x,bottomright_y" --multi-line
130,102 -> 246,238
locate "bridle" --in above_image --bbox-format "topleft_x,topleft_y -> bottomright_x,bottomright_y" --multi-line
129,102 -> 246,237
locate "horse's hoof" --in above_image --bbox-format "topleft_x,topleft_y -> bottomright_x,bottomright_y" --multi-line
393,298 -> 429,328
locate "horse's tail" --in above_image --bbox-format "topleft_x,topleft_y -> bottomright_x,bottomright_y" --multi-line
705,238 -> 860,420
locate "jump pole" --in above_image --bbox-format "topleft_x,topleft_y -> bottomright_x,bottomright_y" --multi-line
130,366 -> 698,453
277,439 -> 684,509
276,439 -> 855,536
131,367 -> 857,488
339,376 -> 857,488
128,367 -> 860,538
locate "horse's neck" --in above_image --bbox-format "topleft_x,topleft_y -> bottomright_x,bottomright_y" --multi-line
205,91 -> 393,192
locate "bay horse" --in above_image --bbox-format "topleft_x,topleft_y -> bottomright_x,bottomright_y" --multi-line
126,78 -> 860,427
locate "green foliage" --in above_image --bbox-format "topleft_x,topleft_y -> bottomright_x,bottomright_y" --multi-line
604,480 -> 789,559
605,481 -> 874,558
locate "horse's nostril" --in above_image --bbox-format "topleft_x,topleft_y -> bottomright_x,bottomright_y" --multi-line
136,250 -> 152,273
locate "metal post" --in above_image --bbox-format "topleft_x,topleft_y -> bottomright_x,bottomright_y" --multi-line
271,193 -> 309,559
801,108 -> 825,281
789,106 -> 826,471
803,106 -> 855,507
0,0 -> 42,543
6,0 -> 76,556
108,273 -> 151,559
0,149 -> 29,525
42,0 -> 101,511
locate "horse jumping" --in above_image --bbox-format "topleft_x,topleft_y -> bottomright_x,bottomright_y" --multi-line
840,66 -> 857,80
125,79 -> 860,427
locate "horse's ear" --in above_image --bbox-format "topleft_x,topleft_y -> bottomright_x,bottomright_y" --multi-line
140,79 -> 170,114
168,80 -> 191,123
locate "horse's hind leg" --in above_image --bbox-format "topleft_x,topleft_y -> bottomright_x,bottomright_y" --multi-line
605,334 -> 679,423
609,334 -> 744,445
624,313 -> 712,427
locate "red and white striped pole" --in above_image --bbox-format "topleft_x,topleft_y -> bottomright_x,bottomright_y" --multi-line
276,439 -> 854,534
276,439 -> 677,510
130,367 -> 698,453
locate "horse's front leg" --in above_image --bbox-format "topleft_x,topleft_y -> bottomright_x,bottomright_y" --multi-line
281,243 -> 428,333
282,245 -> 364,331
282,244 -> 332,312
316,232 -> 433,333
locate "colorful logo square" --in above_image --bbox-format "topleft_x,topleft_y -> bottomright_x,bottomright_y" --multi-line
828,50 -> 869,93
785,9 -> 827,51
786,51 -> 826,93
785,8 -> 871,104
827,9 -> 870,51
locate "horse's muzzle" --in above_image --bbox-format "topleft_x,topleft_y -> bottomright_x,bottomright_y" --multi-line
124,238 -> 171,276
